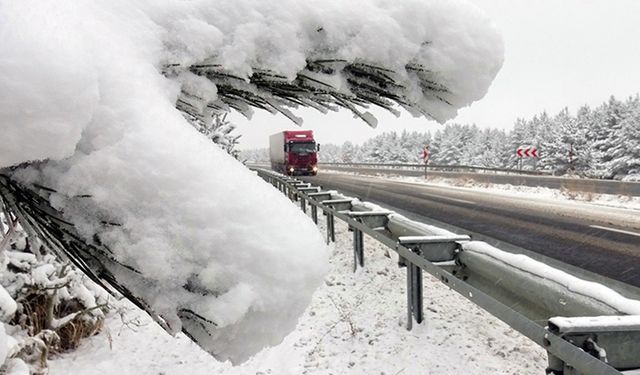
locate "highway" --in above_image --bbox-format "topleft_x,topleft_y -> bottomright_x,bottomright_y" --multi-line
302,172 -> 640,288
320,164 -> 640,196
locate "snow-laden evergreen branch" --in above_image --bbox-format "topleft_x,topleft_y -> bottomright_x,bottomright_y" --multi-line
170,59 -> 466,128
182,112 -> 241,159
0,0 -> 504,365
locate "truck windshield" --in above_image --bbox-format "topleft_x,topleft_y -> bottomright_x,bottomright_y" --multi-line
288,142 -> 316,154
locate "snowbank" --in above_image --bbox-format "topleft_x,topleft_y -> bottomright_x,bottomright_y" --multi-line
0,0 -> 502,364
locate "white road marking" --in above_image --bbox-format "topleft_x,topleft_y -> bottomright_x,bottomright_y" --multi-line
420,192 -> 475,205
590,225 -> 640,238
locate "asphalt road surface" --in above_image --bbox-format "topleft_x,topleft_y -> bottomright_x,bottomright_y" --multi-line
302,172 -> 640,288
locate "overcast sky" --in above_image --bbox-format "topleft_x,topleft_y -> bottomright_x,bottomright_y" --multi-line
233,0 -> 640,150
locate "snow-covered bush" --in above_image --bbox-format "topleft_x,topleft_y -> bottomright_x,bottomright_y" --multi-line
0,209 -> 110,373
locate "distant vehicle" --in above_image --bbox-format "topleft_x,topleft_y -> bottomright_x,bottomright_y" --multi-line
269,130 -> 319,175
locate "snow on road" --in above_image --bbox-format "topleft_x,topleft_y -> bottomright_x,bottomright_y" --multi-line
419,175 -> 640,211
51,210 -> 546,374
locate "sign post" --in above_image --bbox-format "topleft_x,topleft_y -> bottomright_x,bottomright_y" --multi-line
568,143 -> 575,172
422,145 -> 430,179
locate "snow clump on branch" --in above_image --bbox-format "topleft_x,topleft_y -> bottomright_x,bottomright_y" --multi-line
0,0 -> 503,364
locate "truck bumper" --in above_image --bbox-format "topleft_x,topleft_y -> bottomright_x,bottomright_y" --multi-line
287,166 -> 318,176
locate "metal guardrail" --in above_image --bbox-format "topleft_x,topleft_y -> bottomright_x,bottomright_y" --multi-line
254,167 -> 640,375
319,162 -> 552,176
243,162 -> 546,176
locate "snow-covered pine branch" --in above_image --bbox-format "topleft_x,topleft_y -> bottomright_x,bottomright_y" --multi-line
165,1 -> 504,128
0,0 -> 503,365
182,112 -> 242,159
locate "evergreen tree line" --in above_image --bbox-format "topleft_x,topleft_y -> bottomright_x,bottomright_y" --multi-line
319,95 -> 640,179
240,95 -> 640,179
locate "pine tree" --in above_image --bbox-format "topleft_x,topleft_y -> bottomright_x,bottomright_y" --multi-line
608,96 -> 640,177
507,118 -> 530,169
571,105 -> 597,175
472,128 -> 506,167
590,96 -> 627,177
316,144 -> 340,162
434,124 -> 464,165
538,108 -> 576,174
341,141 -> 356,163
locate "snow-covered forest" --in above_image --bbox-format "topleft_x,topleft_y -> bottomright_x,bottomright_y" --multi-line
243,95 -> 639,179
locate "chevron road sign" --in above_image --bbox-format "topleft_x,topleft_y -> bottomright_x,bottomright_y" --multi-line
517,146 -> 539,158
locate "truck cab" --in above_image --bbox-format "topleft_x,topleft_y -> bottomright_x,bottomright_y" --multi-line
270,130 -> 319,176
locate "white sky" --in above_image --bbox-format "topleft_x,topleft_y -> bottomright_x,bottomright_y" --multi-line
234,0 -> 640,149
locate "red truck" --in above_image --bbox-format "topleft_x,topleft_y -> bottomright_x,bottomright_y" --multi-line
269,130 -> 319,175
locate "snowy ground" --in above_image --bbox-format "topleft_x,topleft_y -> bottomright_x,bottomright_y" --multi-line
50,208 -> 547,374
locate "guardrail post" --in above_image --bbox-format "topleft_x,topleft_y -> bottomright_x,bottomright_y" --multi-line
405,250 -> 424,330
352,227 -> 364,271
306,192 -> 332,224
411,261 -> 423,324
343,211 -> 392,271
329,214 -> 335,242
406,264 -> 413,331
300,196 -> 306,213
286,182 -> 299,201
397,235 -> 469,331
320,199 -> 352,244
325,213 -> 335,244
329,214 -> 336,243
544,316 -> 640,374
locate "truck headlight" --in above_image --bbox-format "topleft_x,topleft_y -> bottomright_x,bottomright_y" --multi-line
289,167 -> 295,173
312,166 -> 318,172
